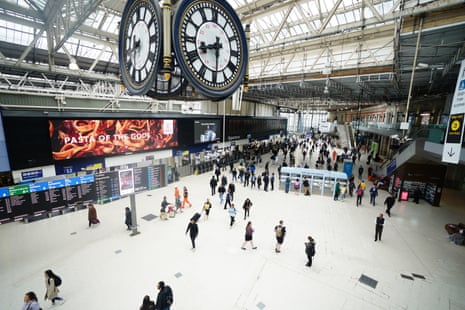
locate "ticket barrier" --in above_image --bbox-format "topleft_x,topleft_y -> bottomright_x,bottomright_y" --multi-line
280,167 -> 348,197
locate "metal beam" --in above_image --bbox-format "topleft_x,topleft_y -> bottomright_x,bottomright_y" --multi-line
53,0 -> 104,52
364,0 -> 383,22
270,3 -> 295,44
319,0 -> 343,34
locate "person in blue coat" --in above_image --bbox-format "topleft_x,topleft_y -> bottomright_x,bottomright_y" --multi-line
284,177 -> 291,193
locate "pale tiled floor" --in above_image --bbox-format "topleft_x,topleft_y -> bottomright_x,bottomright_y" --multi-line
1,148 -> 465,310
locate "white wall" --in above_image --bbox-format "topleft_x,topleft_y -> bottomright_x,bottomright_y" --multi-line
104,149 -> 173,168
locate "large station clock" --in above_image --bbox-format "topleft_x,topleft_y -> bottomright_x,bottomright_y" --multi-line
119,0 -> 162,96
172,0 -> 248,99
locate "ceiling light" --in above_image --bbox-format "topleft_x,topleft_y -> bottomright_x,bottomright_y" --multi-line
69,58 -> 80,70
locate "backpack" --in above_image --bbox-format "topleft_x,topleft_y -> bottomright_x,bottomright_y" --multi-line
276,226 -> 283,238
165,286 -> 173,306
52,274 -> 62,287
357,188 -> 363,196
305,242 -> 315,256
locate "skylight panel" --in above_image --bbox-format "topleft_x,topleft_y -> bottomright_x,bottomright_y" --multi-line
307,1 -> 320,16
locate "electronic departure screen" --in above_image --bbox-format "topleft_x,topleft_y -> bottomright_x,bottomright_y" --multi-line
148,165 -> 165,189
29,181 -> 50,214
133,167 -> 149,193
8,184 -> 32,220
48,179 -> 67,211
95,171 -> 121,203
0,187 -> 11,223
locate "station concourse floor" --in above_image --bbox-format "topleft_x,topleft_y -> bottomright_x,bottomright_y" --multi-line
1,161 -> 465,310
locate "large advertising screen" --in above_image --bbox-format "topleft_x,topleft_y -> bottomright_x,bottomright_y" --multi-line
49,119 -> 178,160
194,119 -> 220,143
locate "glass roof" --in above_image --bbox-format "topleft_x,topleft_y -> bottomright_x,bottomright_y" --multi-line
0,0 -> 400,77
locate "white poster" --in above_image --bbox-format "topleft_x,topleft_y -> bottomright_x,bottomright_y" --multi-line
442,59 -> 465,164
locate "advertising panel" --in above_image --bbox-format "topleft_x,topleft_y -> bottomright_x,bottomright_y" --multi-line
194,119 -> 220,143
118,169 -> 135,196
49,119 -> 178,160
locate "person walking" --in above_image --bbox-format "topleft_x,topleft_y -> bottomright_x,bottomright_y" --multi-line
87,203 -> 99,228
384,192 -> 395,217
274,220 -> 286,253
270,173 -> 275,191
203,198 -> 212,220
304,236 -> 316,267
174,187 -> 181,212
369,185 -> 378,206
22,291 -> 41,310
140,295 -> 155,310
243,198 -> 252,220
334,182 -> 341,201
228,182 -> 236,201
358,166 -> 364,179
356,186 -> 363,206
160,196 -> 170,220
125,207 -> 132,230
257,174 -> 262,190
209,176 -> 217,196
185,218 -> 199,250
228,203 -> 237,227
241,221 -> 257,250
218,183 -> 226,204
224,190 -> 232,209
155,281 -> 173,310
263,173 -> 269,191
302,177 -> 310,196
284,177 -> 291,193
182,186 -> 192,209
44,269 -> 64,306
374,213 -> 385,241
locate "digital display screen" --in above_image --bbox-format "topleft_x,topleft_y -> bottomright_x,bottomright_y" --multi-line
95,171 -> 121,203
48,179 -> 67,211
30,181 -> 50,214
133,167 -> 149,193
7,184 -> 32,220
194,119 -> 220,143
118,169 -> 135,196
49,119 -> 178,160
148,165 -> 165,189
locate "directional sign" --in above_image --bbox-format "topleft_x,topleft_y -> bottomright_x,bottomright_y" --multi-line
442,59 -> 465,164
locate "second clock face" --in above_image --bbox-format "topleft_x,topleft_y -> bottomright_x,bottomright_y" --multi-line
173,0 -> 248,99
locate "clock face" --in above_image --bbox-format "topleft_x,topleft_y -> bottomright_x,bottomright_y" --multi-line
173,0 -> 248,99
119,0 -> 162,95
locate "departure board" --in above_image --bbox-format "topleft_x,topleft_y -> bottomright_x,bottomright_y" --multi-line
0,187 -> 11,223
95,171 -> 121,203
77,174 -> 97,206
48,179 -> 67,211
29,181 -> 50,214
8,184 -> 31,220
133,167 -> 149,193
148,165 -> 166,189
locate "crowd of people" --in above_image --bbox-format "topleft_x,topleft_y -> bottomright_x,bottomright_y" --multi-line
21,134 -> 410,309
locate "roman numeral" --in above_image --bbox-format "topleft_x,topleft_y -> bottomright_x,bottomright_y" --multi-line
198,65 -> 207,78
187,50 -> 199,62
199,8 -> 207,23
185,35 -> 196,43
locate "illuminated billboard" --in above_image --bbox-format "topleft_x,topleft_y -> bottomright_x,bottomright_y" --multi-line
49,119 -> 178,160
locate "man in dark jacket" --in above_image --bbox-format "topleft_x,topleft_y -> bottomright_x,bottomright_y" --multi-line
209,176 -> 217,195
185,219 -> 199,249
155,281 -> 173,310
384,193 -> 395,217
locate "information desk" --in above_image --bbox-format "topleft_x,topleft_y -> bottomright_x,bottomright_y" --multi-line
280,167 -> 348,196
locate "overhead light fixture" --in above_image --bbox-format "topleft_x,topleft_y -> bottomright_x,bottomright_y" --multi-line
69,57 -> 80,70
